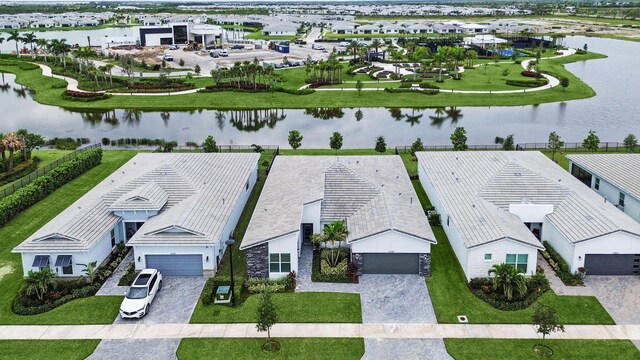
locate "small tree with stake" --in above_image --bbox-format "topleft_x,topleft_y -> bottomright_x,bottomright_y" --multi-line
288,130 -> 303,150
502,134 -> 515,151
355,80 -> 363,96
409,137 -> 425,158
547,131 -> 564,162
560,77 -> 569,92
375,136 -> 387,154
450,126 -> 468,151
623,134 -> 637,153
329,132 -> 343,155
533,304 -> 565,340
582,130 -> 600,152
256,291 -> 279,352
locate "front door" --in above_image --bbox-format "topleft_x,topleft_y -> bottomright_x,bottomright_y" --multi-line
302,223 -> 313,243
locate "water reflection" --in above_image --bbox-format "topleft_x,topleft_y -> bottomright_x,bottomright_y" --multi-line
304,108 -> 345,120
228,109 -> 286,132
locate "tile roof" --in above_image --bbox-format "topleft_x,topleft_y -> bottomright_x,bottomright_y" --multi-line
13,153 -> 259,252
240,156 -> 435,250
416,151 -> 640,248
567,154 -> 640,201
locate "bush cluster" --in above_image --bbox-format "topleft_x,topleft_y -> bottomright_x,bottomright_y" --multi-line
0,148 -> 102,227
311,250 -> 355,283
245,276 -> 295,294
62,90 -> 111,102
505,79 -> 549,87
542,241 -> 584,286
117,263 -> 137,286
384,88 -> 439,95
399,82 -> 440,90
468,271 -> 551,311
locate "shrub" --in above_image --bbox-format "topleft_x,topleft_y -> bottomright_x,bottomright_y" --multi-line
468,271 -> 550,311
0,148 -> 102,227
117,263 -> 137,286
311,251 -> 352,283
505,79 -> 548,87
62,90 -> 111,102
542,241 -> 584,286
428,213 -> 441,226
521,70 -> 538,78
321,258 -> 347,275
0,157 -> 40,185
384,88 -> 439,95
200,276 -> 245,306
246,277 -> 289,294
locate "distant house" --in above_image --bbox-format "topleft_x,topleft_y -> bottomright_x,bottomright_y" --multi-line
31,20 -> 56,28
331,23 -> 356,35
262,23 -> 297,36
13,153 -> 260,277
567,154 -> 640,224
356,24 -> 380,35
241,156 -> 436,279
418,151 -> 640,278
460,23 -> 489,34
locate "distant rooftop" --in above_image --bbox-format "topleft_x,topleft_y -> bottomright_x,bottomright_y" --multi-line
567,154 -> 640,201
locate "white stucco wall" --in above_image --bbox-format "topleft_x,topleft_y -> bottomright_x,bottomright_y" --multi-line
419,162 -> 468,275
351,230 -> 431,254
509,204 -> 554,223
301,200 -> 321,236
590,175 -> 640,223
267,232 -> 299,279
133,244 -> 214,271
572,232 -> 640,272
467,239 -> 539,279
114,210 -> 158,221
144,32 -> 173,46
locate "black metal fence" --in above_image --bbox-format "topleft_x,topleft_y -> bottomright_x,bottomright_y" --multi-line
396,141 -> 628,154
0,143 -> 101,199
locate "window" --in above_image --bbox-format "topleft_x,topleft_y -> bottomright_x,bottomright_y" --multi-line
619,192 -> 625,207
446,216 -> 450,227
594,178 -> 600,191
110,229 -> 117,247
484,253 -> 492,261
269,253 -> 291,273
62,261 -> 73,275
149,274 -> 157,292
506,254 -> 528,272
246,180 -> 250,191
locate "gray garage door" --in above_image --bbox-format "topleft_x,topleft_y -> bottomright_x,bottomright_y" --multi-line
584,254 -> 640,275
145,255 -> 203,276
362,253 -> 419,274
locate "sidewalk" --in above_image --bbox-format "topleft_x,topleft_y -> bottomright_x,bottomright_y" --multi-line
1,323 -> 639,341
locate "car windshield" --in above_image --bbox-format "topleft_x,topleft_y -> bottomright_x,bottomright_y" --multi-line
126,286 -> 148,299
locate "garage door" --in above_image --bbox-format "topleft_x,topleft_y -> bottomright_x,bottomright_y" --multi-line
584,254 -> 640,275
145,255 -> 203,276
362,253 -> 419,274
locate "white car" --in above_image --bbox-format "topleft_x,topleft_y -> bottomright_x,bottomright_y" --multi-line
163,54 -> 174,61
119,269 -> 162,319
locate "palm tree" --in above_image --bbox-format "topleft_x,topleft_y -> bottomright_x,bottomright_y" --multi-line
6,30 -> 22,56
322,220 -> 349,267
347,40 -> 360,61
2,132 -> 24,172
105,63 -> 114,85
24,268 -> 57,302
36,38 -> 49,61
0,37 -> 4,54
21,32 -> 37,59
488,263 -> 528,301
370,38 -> 383,59
464,49 -> 478,68
433,49 -> 446,82
450,46 -> 466,80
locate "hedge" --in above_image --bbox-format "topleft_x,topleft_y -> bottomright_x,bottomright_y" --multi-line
384,88 -> 439,95
542,241 -> 584,286
0,148 -> 102,226
505,79 -> 548,87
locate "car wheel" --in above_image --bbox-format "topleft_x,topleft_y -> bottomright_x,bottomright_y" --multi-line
158,280 -> 163,291
144,304 -> 150,317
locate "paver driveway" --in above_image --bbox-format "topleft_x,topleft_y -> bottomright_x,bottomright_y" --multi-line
87,339 -> 179,360
362,339 -> 453,360
359,274 -> 437,324
585,276 -> 640,325
113,276 -> 206,324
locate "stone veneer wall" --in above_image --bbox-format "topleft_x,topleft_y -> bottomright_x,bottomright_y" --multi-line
352,253 -> 364,275
245,243 -> 269,278
419,253 -> 431,276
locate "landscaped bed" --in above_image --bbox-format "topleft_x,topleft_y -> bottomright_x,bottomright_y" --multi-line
444,339 -> 640,360
177,338 -> 365,360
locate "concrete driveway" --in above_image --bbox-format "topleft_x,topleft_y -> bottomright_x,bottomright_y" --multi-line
585,276 -> 640,324
359,274 -> 437,324
113,276 -> 206,324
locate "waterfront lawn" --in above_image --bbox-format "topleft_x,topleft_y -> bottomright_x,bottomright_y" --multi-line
0,150 -> 72,191
0,150 -> 136,325
0,340 -> 101,360
190,292 -> 362,324
444,339 -> 640,360
0,51 -> 607,110
178,338 -> 365,360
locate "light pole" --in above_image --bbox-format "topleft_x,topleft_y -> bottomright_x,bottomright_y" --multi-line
225,237 -> 236,307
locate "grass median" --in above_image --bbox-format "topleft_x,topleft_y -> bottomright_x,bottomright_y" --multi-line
0,340 -> 101,360
0,150 -> 137,325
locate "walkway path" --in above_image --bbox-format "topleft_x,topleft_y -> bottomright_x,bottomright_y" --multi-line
96,251 -> 134,296
295,245 -> 359,293
1,323 -> 639,340
536,255 -> 593,296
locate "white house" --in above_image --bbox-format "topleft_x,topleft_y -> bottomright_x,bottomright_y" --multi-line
356,24 -> 380,35
417,151 -> 640,279
13,153 -> 259,277
331,23 -> 356,35
138,23 -> 225,47
241,156 -> 436,279
567,154 -> 640,224
463,34 -> 508,48
262,23 -> 297,37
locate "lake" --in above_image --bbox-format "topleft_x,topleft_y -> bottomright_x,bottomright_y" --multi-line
0,35 -> 637,148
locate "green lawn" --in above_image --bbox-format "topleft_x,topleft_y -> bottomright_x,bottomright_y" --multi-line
444,339 -> 640,360
0,150 -> 71,191
0,340 -> 100,360
190,292 -> 362,324
0,150 -> 136,325
426,226 -> 613,325
178,338 -> 365,360
0,51 -> 607,110
280,148 -> 394,156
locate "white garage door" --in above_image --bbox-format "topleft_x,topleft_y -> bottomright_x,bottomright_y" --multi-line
145,255 -> 203,276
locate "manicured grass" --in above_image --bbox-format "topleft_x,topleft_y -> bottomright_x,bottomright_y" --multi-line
178,338 -> 365,360
0,340 -> 101,360
190,292 -> 362,324
426,225 -> 614,325
0,150 -> 72,191
0,51 -> 606,110
0,150 -> 136,325
444,339 -> 640,360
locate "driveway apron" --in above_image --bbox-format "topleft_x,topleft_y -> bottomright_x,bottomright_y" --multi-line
87,339 -> 180,360
362,338 -> 453,360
